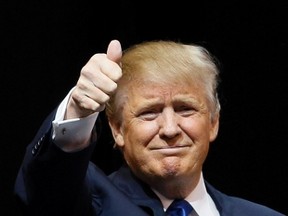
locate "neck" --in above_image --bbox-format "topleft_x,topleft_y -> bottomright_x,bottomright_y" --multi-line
149,172 -> 201,199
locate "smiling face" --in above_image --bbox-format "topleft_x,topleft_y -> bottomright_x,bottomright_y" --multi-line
109,80 -> 219,190
106,40 -> 220,196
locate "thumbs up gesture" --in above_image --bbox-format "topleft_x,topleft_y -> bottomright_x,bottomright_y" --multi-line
66,40 -> 122,119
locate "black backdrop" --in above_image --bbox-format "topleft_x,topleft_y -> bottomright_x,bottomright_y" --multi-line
1,1 -> 288,215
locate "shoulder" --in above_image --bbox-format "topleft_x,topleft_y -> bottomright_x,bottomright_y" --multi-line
205,181 -> 285,216
86,162 -> 151,216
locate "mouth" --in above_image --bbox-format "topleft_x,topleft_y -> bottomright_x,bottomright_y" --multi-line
150,145 -> 190,155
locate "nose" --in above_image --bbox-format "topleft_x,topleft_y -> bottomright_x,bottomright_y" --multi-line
158,108 -> 181,139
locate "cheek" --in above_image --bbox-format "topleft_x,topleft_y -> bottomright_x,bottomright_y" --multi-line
181,117 -> 211,142
122,121 -> 160,170
125,121 -> 159,147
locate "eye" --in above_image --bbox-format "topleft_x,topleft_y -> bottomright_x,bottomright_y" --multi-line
175,106 -> 197,117
138,110 -> 159,121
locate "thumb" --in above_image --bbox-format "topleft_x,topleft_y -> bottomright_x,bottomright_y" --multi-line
106,39 -> 122,63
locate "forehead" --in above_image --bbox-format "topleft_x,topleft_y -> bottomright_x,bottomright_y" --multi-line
126,81 -> 205,103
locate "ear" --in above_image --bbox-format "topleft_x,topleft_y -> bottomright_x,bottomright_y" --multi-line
209,112 -> 220,142
108,119 -> 125,147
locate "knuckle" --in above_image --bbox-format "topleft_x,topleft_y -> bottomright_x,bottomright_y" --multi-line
71,89 -> 82,102
102,94 -> 110,103
81,65 -> 93,77
76,80 -> 86,90
112,68 -> 122,81
106,82 -> 117,94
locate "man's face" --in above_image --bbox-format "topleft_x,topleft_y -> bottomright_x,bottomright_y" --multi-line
110,81 -> 219,184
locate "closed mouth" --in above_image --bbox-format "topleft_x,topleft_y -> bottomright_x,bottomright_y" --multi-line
150,145 -> 190,155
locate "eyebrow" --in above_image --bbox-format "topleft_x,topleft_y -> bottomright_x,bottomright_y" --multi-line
137,94 -> 202,109
172,94 -> 202,105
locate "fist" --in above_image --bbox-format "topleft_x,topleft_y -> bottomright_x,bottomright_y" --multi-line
66,40 -> 122,119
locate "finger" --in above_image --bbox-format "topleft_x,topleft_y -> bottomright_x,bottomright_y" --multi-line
106,40 -> 122,63
71,87 -> 107,113
81,61 -> 119,92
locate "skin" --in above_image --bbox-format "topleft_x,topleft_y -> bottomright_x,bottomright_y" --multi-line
66,40 -> 123,120
65,39 -> 219,198
64,40 -> 122,151
109,81 -> 219,198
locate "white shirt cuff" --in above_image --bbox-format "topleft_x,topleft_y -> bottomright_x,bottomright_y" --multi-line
52,87 -> 99,151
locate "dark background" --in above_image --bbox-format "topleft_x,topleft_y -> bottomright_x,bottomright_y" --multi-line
1,1 -> 287,215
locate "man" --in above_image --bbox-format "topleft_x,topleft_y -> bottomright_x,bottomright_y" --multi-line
15,40 -> 285,215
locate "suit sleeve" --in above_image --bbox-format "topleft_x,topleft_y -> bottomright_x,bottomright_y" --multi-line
14,107 -> 98,216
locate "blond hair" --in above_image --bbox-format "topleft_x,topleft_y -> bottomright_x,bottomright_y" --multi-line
106,40 -> 220,123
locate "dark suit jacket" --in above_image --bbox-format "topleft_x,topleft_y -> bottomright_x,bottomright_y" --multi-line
14,109 -> 285,216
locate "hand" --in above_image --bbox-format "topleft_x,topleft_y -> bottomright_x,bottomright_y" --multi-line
65,40 -> 122,119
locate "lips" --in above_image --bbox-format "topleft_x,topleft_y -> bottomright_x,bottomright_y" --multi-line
150,145 -> 190,155
150,144 -> 190,149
